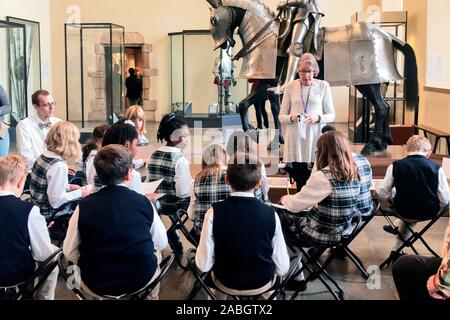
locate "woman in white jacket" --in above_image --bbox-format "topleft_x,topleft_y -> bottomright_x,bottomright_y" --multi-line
280,53 -> 335,190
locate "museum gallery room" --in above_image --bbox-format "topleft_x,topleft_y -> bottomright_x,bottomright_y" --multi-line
0,0 -> 450,305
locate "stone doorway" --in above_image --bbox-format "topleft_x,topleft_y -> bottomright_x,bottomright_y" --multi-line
123,32 -> 158,121
89,31 -> 158,122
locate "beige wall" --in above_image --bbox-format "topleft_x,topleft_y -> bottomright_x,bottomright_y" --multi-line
49,0 -> 363,123
426,0 -> 450,89
404,0 -> 450,153
0,0 -> 52,116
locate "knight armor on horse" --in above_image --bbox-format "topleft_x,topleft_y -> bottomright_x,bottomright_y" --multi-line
206,0 -> 418,155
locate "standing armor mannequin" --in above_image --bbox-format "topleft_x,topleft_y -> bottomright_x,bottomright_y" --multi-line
277,0 -> 324,85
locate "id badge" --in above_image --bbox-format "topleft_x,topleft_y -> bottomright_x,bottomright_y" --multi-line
297,114 -> 307,139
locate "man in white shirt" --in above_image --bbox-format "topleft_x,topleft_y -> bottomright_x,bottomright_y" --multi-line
16,90 -> 61,171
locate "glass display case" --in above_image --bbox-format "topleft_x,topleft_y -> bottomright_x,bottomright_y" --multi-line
0,20 -> 27,121
348,11 -> 417,144
65,23 -> 125,128
7,17 -> 42,120
169,30 -> 248,127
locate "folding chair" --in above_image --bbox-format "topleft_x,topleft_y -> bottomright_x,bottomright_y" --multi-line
0,249 -> 62,300
379,204 -> 449,269
58,253 -> 175,300
330,199 -> 381,280
163,209 -> 199,271
285,207 -> 381,301
186,248 -> 297,300
175,209 -> 199,248
159,198 -> 190,270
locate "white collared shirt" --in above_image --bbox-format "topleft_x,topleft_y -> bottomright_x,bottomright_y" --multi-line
42,150 -> 83,209
0,191 -> 56,261
16,115 -> 61,170
195,192 -> 290,277
63,185 -> 168,262
153,145 -> 192,198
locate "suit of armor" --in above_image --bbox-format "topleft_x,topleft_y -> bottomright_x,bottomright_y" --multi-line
277,0 -> 324,84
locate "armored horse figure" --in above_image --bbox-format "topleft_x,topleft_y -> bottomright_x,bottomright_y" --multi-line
206,0 -> 419,155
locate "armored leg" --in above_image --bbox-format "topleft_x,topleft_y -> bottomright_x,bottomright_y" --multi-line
281,17 -> 312,85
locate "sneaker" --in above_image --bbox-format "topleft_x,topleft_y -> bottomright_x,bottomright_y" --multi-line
383,225 -> 397,235
285,279 -> 307,292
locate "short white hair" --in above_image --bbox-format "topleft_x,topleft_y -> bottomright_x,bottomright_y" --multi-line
406,135 -> 432,153
298,53 -> 320,76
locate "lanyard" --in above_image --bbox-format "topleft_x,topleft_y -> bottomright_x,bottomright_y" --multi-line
300,84 -> 312,114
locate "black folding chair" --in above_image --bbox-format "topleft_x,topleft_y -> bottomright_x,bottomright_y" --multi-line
163,209 -> 199,271
186,248 -> 297,300
379,204 -> 449,269
285,205 -> 382,301
58,253 -> 175,300
175,209 -> 199,248
159,198 -> 190,270
0,249 -> 62,300
330,199 -> 381,279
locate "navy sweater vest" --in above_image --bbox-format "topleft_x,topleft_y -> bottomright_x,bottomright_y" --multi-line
0,195 -> 35,286
392,155 -> 441,220
78,186 -> 157,296
212,196 -> 276,290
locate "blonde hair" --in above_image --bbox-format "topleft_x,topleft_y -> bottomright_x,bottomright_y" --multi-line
196,144 -> 228,179
0,154 -> 28,185
45,121 -> 81,161
406,135 -> 432,153
124,105 -> 147,134
316,131 -> 360,183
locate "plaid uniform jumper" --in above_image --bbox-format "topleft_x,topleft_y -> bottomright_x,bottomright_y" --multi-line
30,155 -> 75,218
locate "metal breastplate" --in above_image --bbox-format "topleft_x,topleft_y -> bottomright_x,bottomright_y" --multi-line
236,11 -> 279,79
222,0 -> 279,79
323,22 -> 403,86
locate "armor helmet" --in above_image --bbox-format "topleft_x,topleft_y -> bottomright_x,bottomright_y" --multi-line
207,0 -> 222,9
209,6 -> 234,49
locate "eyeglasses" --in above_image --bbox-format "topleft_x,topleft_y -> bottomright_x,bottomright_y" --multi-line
298,70 -> 315,75
39,102 -> 56,108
